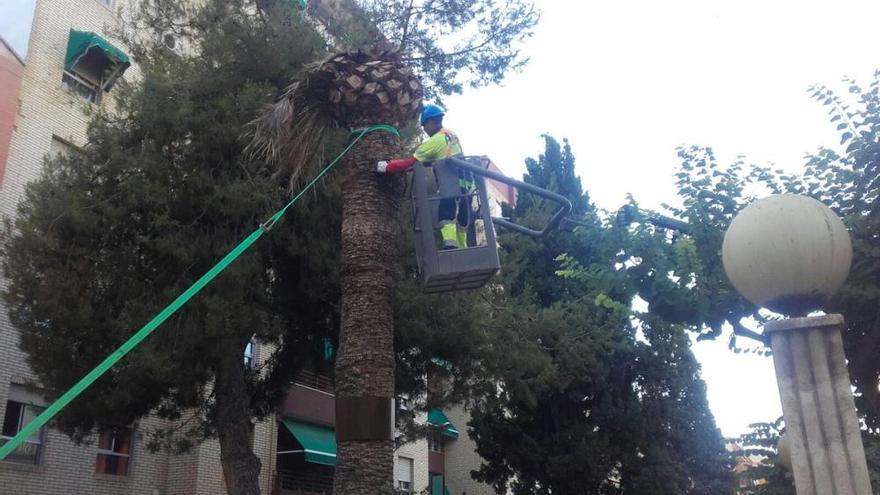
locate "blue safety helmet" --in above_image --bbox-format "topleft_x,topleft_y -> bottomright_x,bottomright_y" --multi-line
420,104 -> 445,125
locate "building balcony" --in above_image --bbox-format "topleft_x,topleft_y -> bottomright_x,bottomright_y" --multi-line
282,370 -> 335,426
276,467 -> 333,495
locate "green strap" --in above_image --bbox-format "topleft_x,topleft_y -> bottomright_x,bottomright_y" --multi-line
0,124 -> 398,461
350,124 -> 399,136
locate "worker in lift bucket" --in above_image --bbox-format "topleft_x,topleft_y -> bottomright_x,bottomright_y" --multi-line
377,104 -> 474,249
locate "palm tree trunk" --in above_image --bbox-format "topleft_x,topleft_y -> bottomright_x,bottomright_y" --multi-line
215,338 -> 262,495
333,129 -> 403,495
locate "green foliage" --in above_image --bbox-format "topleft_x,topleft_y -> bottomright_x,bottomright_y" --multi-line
623,147 -> 764,347
262,0 -> 538,98
501,136 -> 596,307
357,0 -> 539,96
866,432 -> 880,490
734,420 -> 796,495
799,76 -> 880,432
652,72 -> 880,493
0,0 -> 334,448
468,136 -> 734,494
0,0 -> 501,457
735,419 -> 880,494
658,73 -> 880,430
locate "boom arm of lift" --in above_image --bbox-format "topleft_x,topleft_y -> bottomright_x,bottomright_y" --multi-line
447,157 -> 573,237
614,204 -> 692,234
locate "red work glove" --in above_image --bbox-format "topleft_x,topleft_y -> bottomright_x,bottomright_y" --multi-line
377,157 -> 417,173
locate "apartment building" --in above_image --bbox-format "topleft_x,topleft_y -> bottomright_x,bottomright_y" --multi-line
0,37 -> 24,182
0,2 -> 266,492
0,2 -> 514,494
726,442 -> 770,495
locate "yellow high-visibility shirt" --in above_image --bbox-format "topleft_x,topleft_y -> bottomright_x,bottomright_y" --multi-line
413,128 -> 463,162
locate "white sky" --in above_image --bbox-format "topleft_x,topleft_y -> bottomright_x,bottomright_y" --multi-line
0,0 -> 36,59
444,0 -> 880,436
3,0 -> 877,438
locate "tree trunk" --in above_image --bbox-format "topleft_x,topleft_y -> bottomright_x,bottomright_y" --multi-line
333,130 -> 403,495
215,338 -> 263,495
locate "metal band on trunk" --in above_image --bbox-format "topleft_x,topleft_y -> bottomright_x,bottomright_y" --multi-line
335,396 -> 393,441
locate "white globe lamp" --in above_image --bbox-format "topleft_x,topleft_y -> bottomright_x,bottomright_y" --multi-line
721,194 -> 852,315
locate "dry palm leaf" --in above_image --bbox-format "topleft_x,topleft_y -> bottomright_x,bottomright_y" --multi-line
246,47 -> 423,187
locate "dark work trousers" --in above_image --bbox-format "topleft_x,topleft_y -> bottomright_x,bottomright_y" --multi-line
437,166 -> 475,244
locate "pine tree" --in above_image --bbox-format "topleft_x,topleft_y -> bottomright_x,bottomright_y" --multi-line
1,2 -> 329,494
353,0 -> 540,96
468,136 -> 735,494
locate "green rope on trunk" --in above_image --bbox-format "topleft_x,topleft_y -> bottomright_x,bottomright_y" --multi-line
0,123 -> 398,461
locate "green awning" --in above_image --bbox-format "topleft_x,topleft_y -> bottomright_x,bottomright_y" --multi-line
430,357 -> 452,371
427,409 -> 459,439
431,474 -> 444,495
281,420 -> 336,466
64,30 -> 130,90
323,337 -> 334,362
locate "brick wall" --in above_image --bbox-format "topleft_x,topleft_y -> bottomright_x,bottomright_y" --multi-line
164,427 -> 200,495
0,1 -> 170,492
394,409 -> 430,493
442,405 -> 502,495
0,1 -> 279,494
396,440 -> 430,493
0,40 -> 24,184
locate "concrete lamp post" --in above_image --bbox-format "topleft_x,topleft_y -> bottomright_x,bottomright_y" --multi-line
722,194 -> 871,495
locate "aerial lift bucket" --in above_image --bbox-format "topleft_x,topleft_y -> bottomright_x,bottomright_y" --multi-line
410,156 -> 573,293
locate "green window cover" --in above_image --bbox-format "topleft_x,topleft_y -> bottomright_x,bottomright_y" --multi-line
281,420 -> 337,466
430,357 -> 452,371
431,474 -> 444,495
64,30 -> 131,90
323,337 -> 334,362
427,409 -> 459,439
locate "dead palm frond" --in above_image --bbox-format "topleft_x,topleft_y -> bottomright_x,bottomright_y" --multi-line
246,47 -> 423,188
246,71 -> 334,188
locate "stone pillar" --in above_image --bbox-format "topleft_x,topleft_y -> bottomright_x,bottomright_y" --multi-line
765,313 -> 872,495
